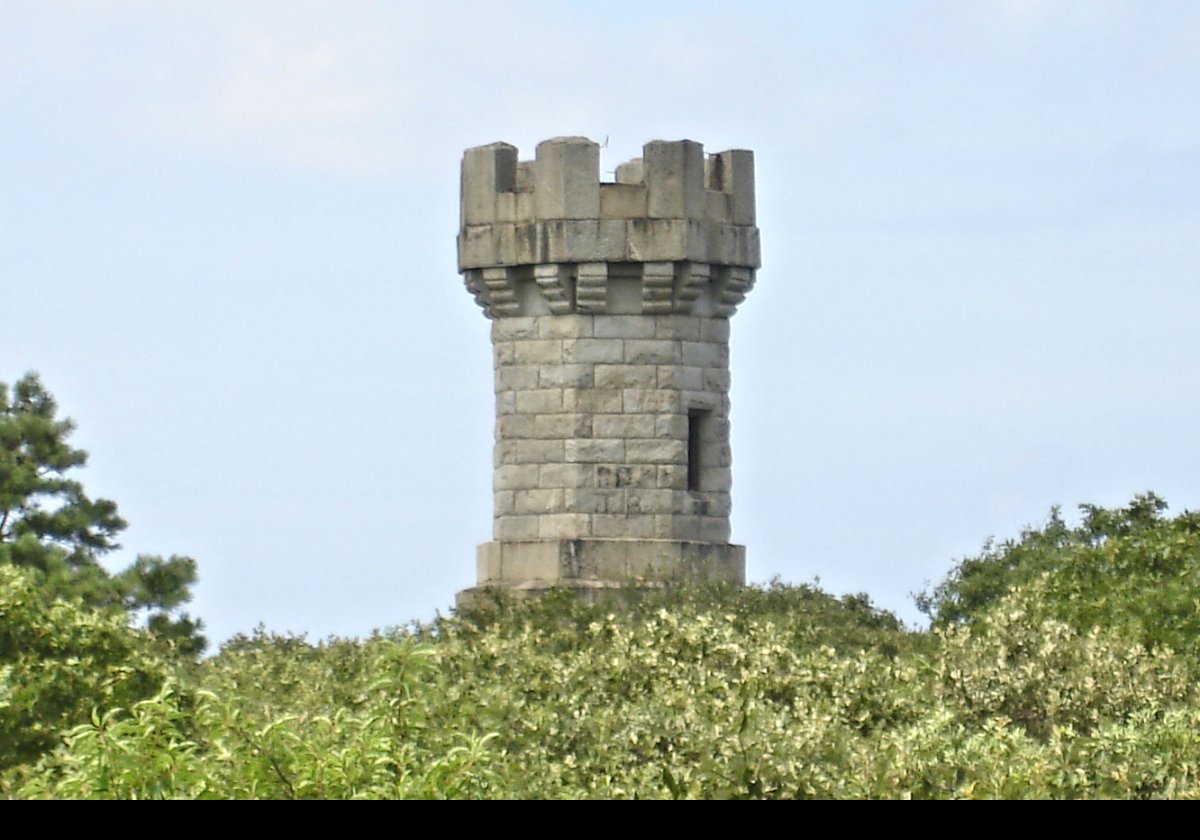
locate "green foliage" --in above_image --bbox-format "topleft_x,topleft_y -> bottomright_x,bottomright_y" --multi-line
0,565 -> 169,774
15,632 -> 498,799
917,493 -> 1200,658
7,495 -> 1200,798
0,373 -> 204,656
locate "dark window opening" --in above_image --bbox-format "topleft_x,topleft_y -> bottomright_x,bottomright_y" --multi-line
688,410 -> 711,492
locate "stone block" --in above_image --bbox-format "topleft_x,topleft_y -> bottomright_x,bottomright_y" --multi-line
494,463 -> 540,491
538,463 -> 593,489
594,315 -> 656,339
700,517 -> 731,543
655,316 -> 702,341
599,182 -> 647,218
538,315 -> 592,339
575,262 -> 608,313
515,388 -> 563,414
493,440 -> 518,467
622,389 -> 680,413
595,364 -> 658,389
701,467 -> 733,492
465,539 -> 746,596
476,540 -> 503,582
624,545 -> 677,580
512,223 -> 542,265
496,391 -> 517,415
657,464 -> 687,489
707,492 -> 732,517
681,390 -> 722,413
655,414 -> 689,438
615,157 -> 644,184
535,137 -> 600,220
533,413 -> 591,439
491,226 -> 527,267
563,338 -> 624,364
538,363 -> 594,388
501,540 -> 563,580
625,438 -> 686,465
461,142 -> 516,226
514,488 -> 564,515
538,513 -> 592,539
644,140 -> 705,220
495,515 -> 539,540
670,515 -> 703,541
715,149 -> 755,225
624,339 -> 681,365
565,438 -> 624,463
681,340 -> 726,368
494,490 -> 515,515
493,341 -> 515,366
595,219 -> 627,262
595,464 -> 657,489
592,514 -> 656,538
544,219 -> 608,264
491,316 -> 539,340
657,365 -> 704,390
593,413 -> 657,439
564,488 -> 626,514
627,488 -> 676,514
513,339 -> 562,365
495,365 -> 539,392
497,415 -> 536,439
708,443 -> 733,467
458,227 -> 496,270
700,317 -> 730,343
702,368 -> 731,392
575,539 -> 630,578
686,493 -> 711,516
625,218 -> 689,262
563,388 -> 623,413
516,439 -> 564,463
706,190 -> 731,223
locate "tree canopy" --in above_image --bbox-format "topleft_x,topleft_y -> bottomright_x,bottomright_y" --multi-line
917,492 -> 1200,657
0,373 -> 204,654
3,382 -> 1198,799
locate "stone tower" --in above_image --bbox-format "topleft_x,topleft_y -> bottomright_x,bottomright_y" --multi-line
457,136 -> 759,600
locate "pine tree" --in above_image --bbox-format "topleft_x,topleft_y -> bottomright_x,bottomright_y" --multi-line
0,372 -> 205,655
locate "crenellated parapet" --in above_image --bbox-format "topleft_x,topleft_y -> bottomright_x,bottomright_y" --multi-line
459,137 -> 759,319
456,136 -> 759,606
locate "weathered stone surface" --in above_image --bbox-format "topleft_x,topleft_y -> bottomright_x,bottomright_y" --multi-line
494,464 -> 539,491
459,137 -> 757,601
538,463 -> 592,489
515,389 -> 564,414
595,364 -> 658,390
594,315 -> 657,340
565,438 -> 625,464
457,147 -> 759,318
461,539 -> 745,603
563,337 -> 624,364
563,388 -> 622,413
513,339 -> 563,365
514,488 -> 564,515
537,364 -> 593,388
593,413 -> 657,439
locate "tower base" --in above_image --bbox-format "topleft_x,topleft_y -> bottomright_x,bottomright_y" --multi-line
456,539 -> 744,607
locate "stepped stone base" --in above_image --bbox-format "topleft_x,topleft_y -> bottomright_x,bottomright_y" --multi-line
456,539 -> 744,607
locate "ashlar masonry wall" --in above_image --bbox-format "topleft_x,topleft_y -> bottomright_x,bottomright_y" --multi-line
457,137 -> 759,599
492,313 -> 731,544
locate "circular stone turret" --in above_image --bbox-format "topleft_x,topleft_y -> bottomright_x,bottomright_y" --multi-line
456,137 -> 759,602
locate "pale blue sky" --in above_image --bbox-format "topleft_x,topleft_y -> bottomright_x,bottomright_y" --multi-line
3,1 -> 1198,643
